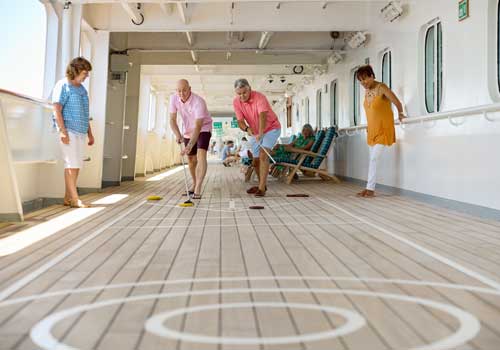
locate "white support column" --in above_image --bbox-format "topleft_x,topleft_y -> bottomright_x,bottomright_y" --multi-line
71,4 -> 83,57
121,51 -> 140,181
42,2 -> 60,99
135,75 -> 152,176
59,1 -> 83,79
60,2 -> 73,78
78,31 -> 110,190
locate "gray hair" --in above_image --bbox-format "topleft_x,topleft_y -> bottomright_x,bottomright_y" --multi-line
234,78 -> 251,89
302,123 -> 314,134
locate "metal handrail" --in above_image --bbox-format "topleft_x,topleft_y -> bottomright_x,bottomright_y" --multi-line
338,102 -> 500,134
0,88 -> 53,109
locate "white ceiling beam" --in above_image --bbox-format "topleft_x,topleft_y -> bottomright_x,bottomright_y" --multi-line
176,2 -> 188,24
258,32 -> 273,49
120,1 -> 142,23
136,48 -> 343,53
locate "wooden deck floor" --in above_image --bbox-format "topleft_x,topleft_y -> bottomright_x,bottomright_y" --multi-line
1,164 -> 500,350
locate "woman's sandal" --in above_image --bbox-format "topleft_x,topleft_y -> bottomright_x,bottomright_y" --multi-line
356,189 -> 375,198
70,199 -> 91,208
356,189 -> 368,197
192,194 -> 202,200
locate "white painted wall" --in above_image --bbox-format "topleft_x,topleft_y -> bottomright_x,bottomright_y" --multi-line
135,74 -> 178,176
291,0 -> 500,210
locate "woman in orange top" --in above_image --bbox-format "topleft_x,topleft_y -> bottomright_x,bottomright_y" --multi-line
356,65 -> 406,198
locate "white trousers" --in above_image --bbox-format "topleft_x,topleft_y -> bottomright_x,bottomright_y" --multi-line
366,144 -> 385,191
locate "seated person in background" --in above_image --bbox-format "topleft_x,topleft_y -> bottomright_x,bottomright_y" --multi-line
272,124 -> 315,161
222,140 -> 237,166
237,137 -> 250,159
270,124 -> 315,177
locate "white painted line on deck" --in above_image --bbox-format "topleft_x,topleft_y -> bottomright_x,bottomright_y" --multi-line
145,197 -> 317,213
112,221 -> 364,230
30,285 -> 480,350
0,200 -> 147,302
317,198 -> 500,291
146,302 -> 365,345
3,276 -> 500,308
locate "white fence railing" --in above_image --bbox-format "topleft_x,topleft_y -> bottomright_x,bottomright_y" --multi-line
0,89 -> 58,164
338,102 -> 500,136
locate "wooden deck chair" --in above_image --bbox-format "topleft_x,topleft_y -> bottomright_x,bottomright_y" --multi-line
270,133 -> 301,178
281,127 -> 340,184
273,129 -> 326,181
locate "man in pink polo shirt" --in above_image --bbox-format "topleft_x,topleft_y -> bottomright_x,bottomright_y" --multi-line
233,78 -> 281,197
170,79 -> 212,199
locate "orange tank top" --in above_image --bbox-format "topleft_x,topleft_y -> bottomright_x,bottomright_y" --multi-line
363,83 -> 396,146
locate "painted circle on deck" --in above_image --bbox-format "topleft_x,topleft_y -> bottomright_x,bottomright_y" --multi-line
145,301 -> 366,345
26,283 -> 481,350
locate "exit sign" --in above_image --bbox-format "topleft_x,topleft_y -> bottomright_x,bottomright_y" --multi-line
458,0 -> 469,21
231,118 -> 239,128
213,122 -> 222,129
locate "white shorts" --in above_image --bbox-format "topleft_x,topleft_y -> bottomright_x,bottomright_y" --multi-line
60,131 -> 86,169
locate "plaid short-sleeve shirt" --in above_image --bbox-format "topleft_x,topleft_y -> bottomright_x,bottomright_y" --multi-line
52,78 -> 89,135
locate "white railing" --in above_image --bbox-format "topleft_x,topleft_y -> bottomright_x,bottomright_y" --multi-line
0,89 -> 58,164
338,102 -> 500,136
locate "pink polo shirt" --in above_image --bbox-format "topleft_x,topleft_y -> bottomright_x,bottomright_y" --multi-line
233,91 -> 281,135
169,92 -> 213,138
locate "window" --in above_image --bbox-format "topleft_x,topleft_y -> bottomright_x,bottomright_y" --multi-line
425,21 -> 443,113
148,91 -> 157,131
305,97 -> 310,124
382,50 -> 392,88
295,103 -> 300,123
353,71 -> 361,126
0,0 -> 47,97
498,1 -> 500,92
330,80 -> 338,126
316,89 -> 322,128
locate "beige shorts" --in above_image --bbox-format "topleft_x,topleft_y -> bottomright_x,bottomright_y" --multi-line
60,131 -> 86,169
